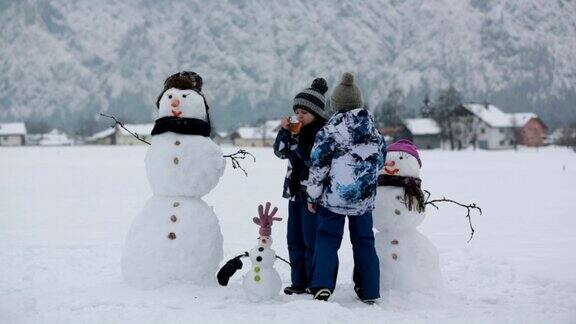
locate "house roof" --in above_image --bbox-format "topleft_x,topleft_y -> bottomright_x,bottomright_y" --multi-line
87,127 -> 116,141
235,126 -> 277,140
233,120 -> 281,140
216,131 -> 229,138
0,122 -> 27,135
404,118 -> 441,135
265,120 -> 282,131
378,126 -> 405,136
510,113 -> 546,128
38,129 -> 74,146
461,104 -> 543,129
461,104 -> 512,128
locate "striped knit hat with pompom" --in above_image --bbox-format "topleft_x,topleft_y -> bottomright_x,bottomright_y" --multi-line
293,78 -> 330,120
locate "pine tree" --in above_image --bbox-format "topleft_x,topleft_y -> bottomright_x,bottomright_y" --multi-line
559,121 -> 576,152
420,95 -> 433,118
374,89 -> 405,128
429,86 -> 463,150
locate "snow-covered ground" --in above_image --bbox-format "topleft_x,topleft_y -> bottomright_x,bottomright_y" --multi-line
1,145 -> 575,323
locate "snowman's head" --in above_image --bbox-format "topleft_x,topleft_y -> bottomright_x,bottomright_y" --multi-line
157,88 -> 207,120
381,151 -> 421,178
155,71 -> 208,121
381,140 -> 422,178
258,236 -> 273,248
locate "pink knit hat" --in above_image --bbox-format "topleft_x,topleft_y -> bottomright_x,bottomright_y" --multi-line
252,202 -> 282,237
387,139 -> 422,166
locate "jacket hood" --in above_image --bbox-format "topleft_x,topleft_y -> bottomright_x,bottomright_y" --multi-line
331,108 -> 376,145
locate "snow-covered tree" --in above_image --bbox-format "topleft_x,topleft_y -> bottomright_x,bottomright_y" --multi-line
558,121 -> 576,152
374,89 -> 406,128
429,86 -> 463,150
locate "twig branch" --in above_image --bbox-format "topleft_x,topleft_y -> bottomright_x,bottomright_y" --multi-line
223,149 -> 256,176
275,255 -> 291,267
99,113 -> 151,145
424,190 -> 482,242
99,113 -> 257,176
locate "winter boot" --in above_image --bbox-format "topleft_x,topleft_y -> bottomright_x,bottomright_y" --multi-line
314,288 -> 332,301
284,286 -> 308,295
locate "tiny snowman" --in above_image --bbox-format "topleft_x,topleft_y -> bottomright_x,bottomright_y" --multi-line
373,140 -> 442,292
121,71 -> 225,288
217,202 -> 283,301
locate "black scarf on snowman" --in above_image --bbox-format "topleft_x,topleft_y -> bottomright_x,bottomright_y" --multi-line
377,174 -> 426,213
151,116 -> 211,137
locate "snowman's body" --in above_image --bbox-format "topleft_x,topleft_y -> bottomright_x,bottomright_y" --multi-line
145,133 -> 224,197
242,239 -> 282,301
374,150 -> 442,292
122,87 -> 225,288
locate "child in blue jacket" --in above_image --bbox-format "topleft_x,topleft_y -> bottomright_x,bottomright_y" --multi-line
307,72 -> 386,304
273,78 -> 330,295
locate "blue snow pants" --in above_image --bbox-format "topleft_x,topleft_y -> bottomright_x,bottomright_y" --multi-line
287,193 -> 318,288
310,205 -> 380,300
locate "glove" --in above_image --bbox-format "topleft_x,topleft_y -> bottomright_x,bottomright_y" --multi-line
217,255 -> 244,286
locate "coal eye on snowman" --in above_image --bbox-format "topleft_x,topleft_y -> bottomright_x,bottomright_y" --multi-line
168,95 -> 173,99
182,94 -> 187,98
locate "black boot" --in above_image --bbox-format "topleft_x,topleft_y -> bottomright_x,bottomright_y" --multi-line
283,286 -> 308,295
354,285 -> 376,305
313,288 -> 332,301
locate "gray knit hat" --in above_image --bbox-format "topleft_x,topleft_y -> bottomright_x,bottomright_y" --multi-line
330,72 -> 363,111
293,78 -> 329,120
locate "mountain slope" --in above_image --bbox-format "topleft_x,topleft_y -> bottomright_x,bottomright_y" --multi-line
1,0 -> 575,132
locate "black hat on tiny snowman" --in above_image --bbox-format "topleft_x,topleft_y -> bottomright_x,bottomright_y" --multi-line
152,71 -> 212,137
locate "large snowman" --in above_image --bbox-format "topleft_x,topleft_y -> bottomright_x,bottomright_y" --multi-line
122,71 -> 225,288
373,140 -> 442,292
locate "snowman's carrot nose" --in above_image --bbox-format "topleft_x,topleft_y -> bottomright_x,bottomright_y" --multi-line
385,160 -> 395,167
171,99 -> 180,108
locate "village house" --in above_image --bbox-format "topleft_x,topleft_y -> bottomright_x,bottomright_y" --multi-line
451,103 -> 547,150
213,131 -> 233,145
377,125 -> 407,144
403,118 -> 442,149
28,129 -> 74,146
87,124 -> 154,145
0,122 -> 27,146
511,113 -> 548,147
230,120 -> 280,147
377,119 -> 441,149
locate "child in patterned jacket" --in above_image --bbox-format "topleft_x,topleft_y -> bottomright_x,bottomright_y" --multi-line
273,78 -> 330,295
307,72 -> 386,304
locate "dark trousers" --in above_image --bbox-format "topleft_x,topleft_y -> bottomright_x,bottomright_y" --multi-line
310,205 -> 380,300
287,194 -> 318,288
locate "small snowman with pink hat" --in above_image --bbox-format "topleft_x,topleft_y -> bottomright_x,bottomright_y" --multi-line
373,140 -> 443,292
217,202 -> 284,301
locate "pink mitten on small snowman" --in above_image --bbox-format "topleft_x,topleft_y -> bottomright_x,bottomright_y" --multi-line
253,202 -> 282,237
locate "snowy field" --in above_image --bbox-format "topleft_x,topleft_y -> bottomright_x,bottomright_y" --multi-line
1,145 -> 576,323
